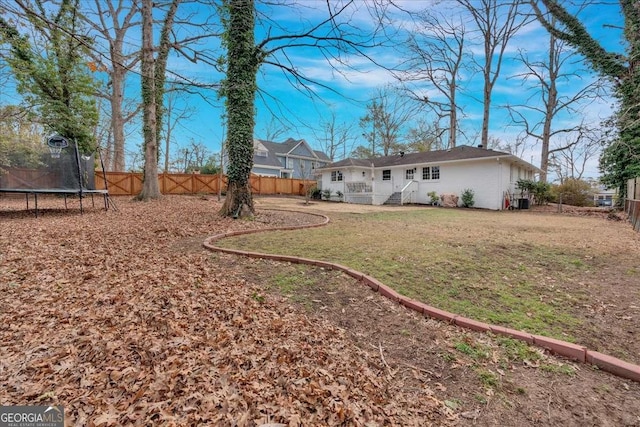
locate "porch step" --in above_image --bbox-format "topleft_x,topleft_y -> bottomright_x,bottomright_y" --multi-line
384,192 -> 402,205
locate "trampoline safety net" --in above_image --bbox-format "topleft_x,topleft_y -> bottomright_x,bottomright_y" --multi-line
0,135 -> 100,192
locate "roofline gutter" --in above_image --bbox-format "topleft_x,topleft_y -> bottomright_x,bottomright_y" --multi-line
319,154 -> 541,174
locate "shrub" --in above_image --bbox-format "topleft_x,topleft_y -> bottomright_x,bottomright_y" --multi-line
308,186 -> 322,200
336,190 -> 343,200
427,191 -> 439,205
321,189 -> 332,200
516,179 -> 552,205
461,188 -> 475,208
551,178 -> 595,207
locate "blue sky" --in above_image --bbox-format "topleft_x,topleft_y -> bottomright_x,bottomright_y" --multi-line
1,0 -> 626,179
167,0 -> 624,180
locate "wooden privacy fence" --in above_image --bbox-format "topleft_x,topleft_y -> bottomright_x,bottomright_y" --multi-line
95,172 -> 316,197
627,177 -> 640,232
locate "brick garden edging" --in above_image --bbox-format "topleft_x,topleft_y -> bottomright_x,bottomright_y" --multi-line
203,209 -> 640,383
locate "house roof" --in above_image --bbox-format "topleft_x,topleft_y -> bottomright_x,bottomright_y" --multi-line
319,145 -> 540,172
253,138 -> 330,167
253,140 -> 284,168
314,150 -> 331,162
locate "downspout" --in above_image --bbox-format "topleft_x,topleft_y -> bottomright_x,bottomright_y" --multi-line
370,162 -> 375,205
497,158 -> 502,210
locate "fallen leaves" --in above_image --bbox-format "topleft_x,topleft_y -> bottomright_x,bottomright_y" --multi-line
0,196 -> 449,425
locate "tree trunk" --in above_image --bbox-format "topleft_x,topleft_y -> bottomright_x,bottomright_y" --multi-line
539,34 -> 558,183
154,0 -> 180,154
110,65 -> 126,171
449,81 -> 457,149
219,0 -> 258,217
221,180 -> 254,218
137,0 -> 161,200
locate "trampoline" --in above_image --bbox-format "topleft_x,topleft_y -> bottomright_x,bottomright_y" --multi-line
0,135 -> 113,216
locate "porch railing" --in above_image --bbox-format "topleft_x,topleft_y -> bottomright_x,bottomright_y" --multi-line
400,180 -> 418,205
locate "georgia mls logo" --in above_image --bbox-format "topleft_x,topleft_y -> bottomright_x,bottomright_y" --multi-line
0,405 -> 64,427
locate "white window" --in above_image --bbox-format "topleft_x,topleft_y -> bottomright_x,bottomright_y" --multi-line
423,166 -> 440,180
382,170 -> 391,181
256,150 -> 268,157
331,171 -> 343,182
406,169 -> 414,180
422,167 -> 430,180
431,166 -> 440,180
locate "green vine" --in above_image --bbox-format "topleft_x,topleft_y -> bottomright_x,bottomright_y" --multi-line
220,0 -> 260,187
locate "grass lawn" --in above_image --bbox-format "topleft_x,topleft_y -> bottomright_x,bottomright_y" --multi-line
219,206 -> 640,347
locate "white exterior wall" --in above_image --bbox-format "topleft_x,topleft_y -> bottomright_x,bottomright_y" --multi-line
321,169 -> 348,195
321,158 -> 521,210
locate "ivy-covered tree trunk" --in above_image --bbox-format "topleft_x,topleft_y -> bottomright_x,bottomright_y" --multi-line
137,0 -> 161,200
219,0 -> 260,217
154,0 -> 180,154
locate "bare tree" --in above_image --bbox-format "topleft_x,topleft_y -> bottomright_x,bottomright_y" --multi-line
138,0 -> 181,200
457,0 -> 528,148
162,87 -> 196,173
404,118 -> 447,152
531,0 -> 638,200
491,134 -> 529,158
176,140 -> 211,172
359,84 -> 421,157
314,110 -> 355,161
83,0 -> 141,171
259,116 -> 290,141
402,11 -> 472,149
549,128 -> 601,183
506,15 -> 605,182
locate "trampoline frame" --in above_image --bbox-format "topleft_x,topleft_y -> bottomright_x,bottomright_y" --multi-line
0,136 -> 114,217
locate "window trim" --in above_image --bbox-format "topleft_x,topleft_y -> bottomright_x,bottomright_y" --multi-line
382,169 -> 391,181
406,169 -> 415,180
431,166 -> 440,180
422,167 -> 431,180
331,170 -> 343,182
422,165 -> 440,180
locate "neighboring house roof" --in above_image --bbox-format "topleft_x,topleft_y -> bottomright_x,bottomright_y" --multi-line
319,145 -> 540,172
253,138 -> 330,167
253,140 -> 284,168
314,150 -> 331,162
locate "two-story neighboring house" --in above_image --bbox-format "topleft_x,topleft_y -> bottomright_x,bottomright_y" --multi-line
250,138 -> 331,179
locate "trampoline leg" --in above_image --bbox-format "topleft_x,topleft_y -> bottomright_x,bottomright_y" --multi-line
25,193 -> 29,210
80,194 -> 84,214
91,193 -> 95,208
64,194 -> 68,209
34,193 -> 38,218
103,194 -> 108,211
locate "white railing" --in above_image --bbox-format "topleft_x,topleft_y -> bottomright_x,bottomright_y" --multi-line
345,181 -> 372,193
400,180 -> 418,205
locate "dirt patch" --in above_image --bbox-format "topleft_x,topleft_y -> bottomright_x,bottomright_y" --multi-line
226,258 -> 640,426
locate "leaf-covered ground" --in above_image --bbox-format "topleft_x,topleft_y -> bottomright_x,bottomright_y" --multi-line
1,195 -> 639,426
0,195 -> 451,426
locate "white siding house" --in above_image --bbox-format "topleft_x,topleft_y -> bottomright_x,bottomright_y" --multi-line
317,146 -> 539,210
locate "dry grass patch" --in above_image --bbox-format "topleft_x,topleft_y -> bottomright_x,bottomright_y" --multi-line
219,205 -> 640,363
